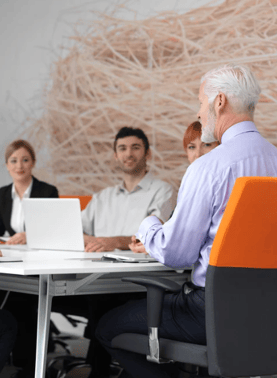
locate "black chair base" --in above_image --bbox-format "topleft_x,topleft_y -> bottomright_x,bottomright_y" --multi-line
112,333 -> 208,368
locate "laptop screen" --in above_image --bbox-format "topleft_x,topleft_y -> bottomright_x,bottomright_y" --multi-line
22,198 -> 84,251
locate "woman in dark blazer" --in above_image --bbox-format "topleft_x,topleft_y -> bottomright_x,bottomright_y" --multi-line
0,139 -> 59,378
0,139 -> 58,244
0,176 -> 59,237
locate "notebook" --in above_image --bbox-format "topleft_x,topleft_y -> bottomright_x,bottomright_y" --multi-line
103,252 -> 157,263
22,198 -> 84,251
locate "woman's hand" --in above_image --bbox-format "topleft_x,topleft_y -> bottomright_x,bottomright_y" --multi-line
6,232 -> 27,245
129,235 -> 147,254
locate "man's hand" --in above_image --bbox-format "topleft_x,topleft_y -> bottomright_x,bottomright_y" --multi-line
85,236 -> 117,252
129,235 -> 147,254
84,234 -> 95,246
6,232 -> 27,245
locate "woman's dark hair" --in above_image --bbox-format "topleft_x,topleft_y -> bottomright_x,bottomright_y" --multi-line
114,127 -> 150,153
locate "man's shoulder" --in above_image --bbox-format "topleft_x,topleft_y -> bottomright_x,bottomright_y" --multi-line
94,184 -> 120,198
94,176 -> 173,198
190,132 -> 277,178
148,175 -> 173,191
189,145 -> 222,173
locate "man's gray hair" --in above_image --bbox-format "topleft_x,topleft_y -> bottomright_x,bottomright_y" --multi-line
201,64 -> 261,115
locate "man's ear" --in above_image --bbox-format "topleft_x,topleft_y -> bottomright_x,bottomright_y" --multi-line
215,92 -> 227,115
146,148 -> 152,161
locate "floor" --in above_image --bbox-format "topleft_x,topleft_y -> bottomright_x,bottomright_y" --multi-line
0,314 -> 276,378
0,313 -> 122,378
0,335 -> 122,377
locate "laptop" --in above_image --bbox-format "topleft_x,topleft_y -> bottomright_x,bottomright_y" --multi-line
103,252 -> 157,263
22,198 -> 85,251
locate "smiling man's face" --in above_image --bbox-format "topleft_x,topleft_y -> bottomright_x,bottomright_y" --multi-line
114,136 -> 149,175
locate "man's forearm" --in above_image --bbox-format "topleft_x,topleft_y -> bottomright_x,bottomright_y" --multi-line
84,234 -> 132,252
110,236 -> 132,250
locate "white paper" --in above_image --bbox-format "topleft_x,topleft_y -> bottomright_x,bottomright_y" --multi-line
0,256 -> 23,262
0,244 -> 30,250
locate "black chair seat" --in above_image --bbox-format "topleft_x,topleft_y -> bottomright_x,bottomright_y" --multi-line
112,333 -> 208,367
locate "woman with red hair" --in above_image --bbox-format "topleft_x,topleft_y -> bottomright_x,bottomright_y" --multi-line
183,121 -> 218,164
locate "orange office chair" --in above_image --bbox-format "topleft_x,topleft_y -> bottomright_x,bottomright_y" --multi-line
111,177 -> 277,377
59,195 -> 92,211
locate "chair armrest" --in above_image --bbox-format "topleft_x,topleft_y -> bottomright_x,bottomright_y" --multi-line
122,276 -> 182,327
121,276 -> 183,363
122,276 -> 182,292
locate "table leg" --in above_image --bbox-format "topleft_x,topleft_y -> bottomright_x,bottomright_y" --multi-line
35,274 -> 53,378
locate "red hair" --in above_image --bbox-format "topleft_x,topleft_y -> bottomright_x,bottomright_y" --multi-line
183,121 -> 202,150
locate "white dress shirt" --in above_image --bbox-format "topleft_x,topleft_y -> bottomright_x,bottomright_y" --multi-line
81,172 -> 175,237
10,179 -> 33,234
136,122 -> 277,287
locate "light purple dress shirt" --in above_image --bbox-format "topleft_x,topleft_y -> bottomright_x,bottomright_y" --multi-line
136,121 -> 277,287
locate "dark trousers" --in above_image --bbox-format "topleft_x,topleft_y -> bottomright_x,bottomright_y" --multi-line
95,282 -> 206,378
0,309 -> 17,372
85,292 -> 146,377
3,292 -> 38,371
1,290 -> 145,376
54,293 -> 147,377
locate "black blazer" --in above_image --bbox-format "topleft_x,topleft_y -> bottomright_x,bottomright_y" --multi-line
0,176 -> 59,236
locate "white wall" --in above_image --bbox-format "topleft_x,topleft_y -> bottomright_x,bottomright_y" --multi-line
0,0 -> 223,186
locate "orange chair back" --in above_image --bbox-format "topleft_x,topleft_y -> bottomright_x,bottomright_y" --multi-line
59,195 -> 92,211
209,176 -> 277,269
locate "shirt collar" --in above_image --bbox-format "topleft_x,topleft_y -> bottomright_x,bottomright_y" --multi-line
221,121 -> 259,144
116,171 -> 153,194
12,178 -> 33,200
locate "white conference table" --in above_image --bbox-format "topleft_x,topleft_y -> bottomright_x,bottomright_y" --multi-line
0,248 -> 189,378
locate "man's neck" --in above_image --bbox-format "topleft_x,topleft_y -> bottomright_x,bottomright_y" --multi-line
123,170 -> 147,192
215,113 -> 253,143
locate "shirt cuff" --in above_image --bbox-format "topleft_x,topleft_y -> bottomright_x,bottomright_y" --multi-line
135,216 -> 162,244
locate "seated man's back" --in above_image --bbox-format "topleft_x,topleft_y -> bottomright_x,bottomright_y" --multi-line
95,64 -> 277,378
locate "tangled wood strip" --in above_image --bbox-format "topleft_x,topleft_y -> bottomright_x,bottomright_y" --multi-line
24,0 -> 277,194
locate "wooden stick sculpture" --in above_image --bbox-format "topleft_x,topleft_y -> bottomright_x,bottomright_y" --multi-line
23,0 -> 277,194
